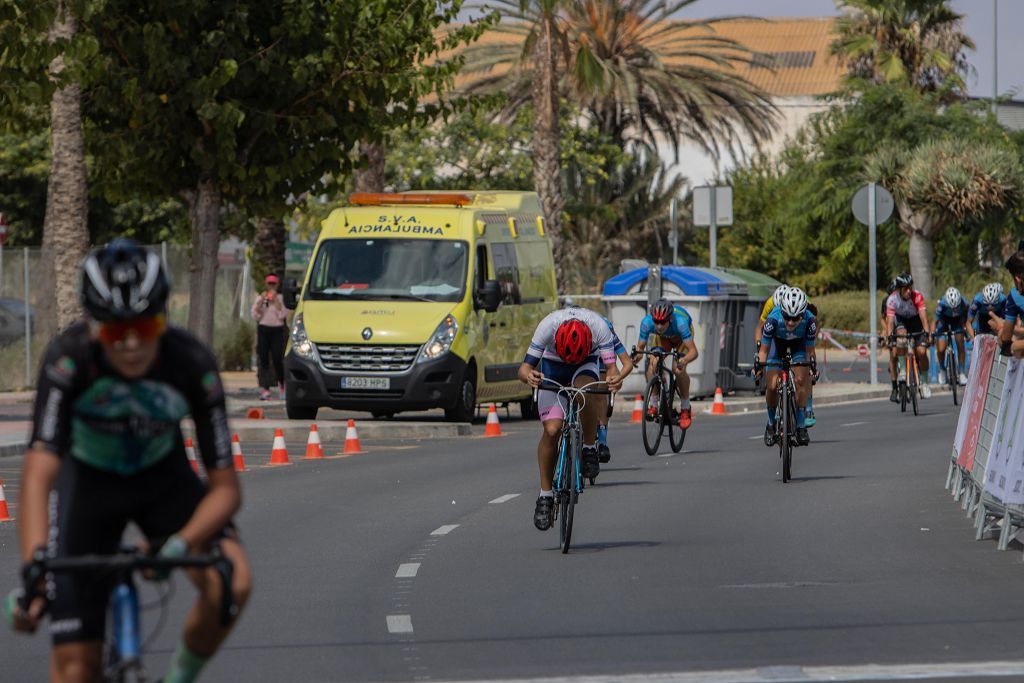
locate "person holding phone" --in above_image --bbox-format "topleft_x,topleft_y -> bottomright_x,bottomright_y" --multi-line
251,274 -> 288,400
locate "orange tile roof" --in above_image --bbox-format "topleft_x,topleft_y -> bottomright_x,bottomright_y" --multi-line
447,17 -> 844,99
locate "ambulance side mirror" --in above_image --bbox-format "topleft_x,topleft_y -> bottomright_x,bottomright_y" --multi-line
478,280 -> 501,313
282,277 -> 300,310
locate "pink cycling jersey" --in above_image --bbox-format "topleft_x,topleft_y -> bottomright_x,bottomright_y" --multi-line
886,290 -> 926,319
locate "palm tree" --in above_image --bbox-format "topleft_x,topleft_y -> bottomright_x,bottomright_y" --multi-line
831,0 -> 974,96
460,0 -> 777,161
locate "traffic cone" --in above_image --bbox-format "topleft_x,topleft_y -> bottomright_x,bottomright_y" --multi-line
343,419 -> 365,454
304,424 -> 325,460
710,388 -> 728,415
484,403 -> 503,437
0,479 -> 11,522
231,434 -> 246,472
269,428 -> 291,465
630,394 -> 643,423
185,438 -> 200,473
246,407 -> 265,420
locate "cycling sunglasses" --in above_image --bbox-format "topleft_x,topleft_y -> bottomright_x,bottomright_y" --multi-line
782,314 -> 803,322
97,314 -> 167,345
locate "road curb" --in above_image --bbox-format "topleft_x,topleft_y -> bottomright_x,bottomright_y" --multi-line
183,420 -> 473,446
690,385 -> 951,415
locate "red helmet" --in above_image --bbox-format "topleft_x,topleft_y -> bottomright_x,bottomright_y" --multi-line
554,319 -> 593,364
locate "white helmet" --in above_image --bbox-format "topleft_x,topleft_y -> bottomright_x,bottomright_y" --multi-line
983,282 -> 1003,304
780,287 -> 808,318
943,287 -> 962,309
772,284 -> 789,307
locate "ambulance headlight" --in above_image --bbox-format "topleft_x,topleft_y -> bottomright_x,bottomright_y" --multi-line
290,313 -> 318,361
418,315 -> 458,362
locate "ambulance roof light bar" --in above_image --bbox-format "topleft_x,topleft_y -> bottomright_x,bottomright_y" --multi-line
349,193 -> 474,207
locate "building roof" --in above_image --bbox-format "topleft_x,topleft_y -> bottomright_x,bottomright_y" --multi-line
450,17 -> 844,99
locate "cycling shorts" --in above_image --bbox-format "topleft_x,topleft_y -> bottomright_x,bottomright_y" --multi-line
48,453 -> 238,645
766,338 -> 808,368
538,356 -> 600,422
653,336 -> 686,352
893,315 -> 926,338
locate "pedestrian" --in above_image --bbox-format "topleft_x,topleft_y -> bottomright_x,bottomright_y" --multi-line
251,274 -> 288,400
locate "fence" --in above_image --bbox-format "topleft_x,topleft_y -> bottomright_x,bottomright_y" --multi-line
946,334 -> 1024,552
0,244 -> 258,391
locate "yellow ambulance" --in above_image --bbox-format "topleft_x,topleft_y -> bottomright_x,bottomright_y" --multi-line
282,191 -> 557,421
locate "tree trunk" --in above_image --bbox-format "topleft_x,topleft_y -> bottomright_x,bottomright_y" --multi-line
354,141 -> 386,193
253,216 -> 286,282
187,177 -> 221,346
531,13 -> 566,276
41,0 -> 89,335
908,232 -> 934,302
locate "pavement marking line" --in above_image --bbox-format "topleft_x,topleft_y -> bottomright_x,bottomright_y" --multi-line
386,615 -> 414,634
395,563 -> 421,578
430,524 -> 459,536
423,658 -> 1024,682
489,494 -> 521,504
841,421 -> 867,427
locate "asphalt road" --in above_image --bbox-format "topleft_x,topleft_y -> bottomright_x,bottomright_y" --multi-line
2,395 -> 1023,683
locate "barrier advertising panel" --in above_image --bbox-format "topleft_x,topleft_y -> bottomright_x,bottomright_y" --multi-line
983,358 -> 1024,504
954,335 -> 997,470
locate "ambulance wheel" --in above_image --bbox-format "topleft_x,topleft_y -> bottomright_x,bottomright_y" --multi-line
445,369 -> 477,422
286,403 -> 318,420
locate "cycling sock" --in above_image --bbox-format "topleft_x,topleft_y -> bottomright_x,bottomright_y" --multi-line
806,396 -> 814,412
891,379 -> 897,389
681,399 -> 691,410
165,640 -> 209,683
584,443 -> 596,451
796,408 -> 807,428
596,425 -> 608,445
766,406 -> 777,425
539,490 -> 552,498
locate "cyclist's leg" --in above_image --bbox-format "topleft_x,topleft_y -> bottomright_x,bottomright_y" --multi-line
573,361 -> 602,479
954,331 -> 967,381
671,344 -> 693,428
178,534 -> 252,663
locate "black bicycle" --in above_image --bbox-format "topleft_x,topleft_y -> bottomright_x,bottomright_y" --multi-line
937,327 -> 967,406
757,351 -> 811,483
535,378 -> 610,553
632,347 -> 687,456
11,545 -> 235,682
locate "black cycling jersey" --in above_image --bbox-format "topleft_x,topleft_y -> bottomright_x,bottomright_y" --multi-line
30,321 -> 233,474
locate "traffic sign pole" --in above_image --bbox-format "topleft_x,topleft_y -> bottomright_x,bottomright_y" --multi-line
868,183 -> 878,385
709,190 -> 717,269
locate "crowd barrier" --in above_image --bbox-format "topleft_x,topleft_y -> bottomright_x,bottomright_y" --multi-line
946,334 -> 1024,551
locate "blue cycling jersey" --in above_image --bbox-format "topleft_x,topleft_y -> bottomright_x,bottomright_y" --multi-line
934,300 -> 968,325
761,309 -> 817,346
969,293 -> 1006,332
638,307 -> 693,346
1002,289 -> 1024,323
602,317 -> 626,356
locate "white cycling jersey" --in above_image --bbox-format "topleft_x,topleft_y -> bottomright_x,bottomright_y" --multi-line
525,307 -> 616,366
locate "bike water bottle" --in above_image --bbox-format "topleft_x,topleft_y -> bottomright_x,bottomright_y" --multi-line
112,583 -> 142,660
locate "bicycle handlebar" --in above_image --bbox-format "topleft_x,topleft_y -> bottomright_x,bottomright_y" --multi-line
20,545 -> 237,627
533,378 -> 612,402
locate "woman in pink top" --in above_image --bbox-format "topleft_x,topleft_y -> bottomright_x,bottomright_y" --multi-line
251,274 -> 289,400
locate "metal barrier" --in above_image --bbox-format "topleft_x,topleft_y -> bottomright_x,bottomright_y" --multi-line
947,336 -> 1024,553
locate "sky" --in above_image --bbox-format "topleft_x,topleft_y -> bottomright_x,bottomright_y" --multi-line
671,0 -> 1022,101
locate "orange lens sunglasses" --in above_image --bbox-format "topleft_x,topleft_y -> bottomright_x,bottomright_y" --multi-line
97,315 -> 167,345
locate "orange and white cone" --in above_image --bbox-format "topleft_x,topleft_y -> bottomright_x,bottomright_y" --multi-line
185,438 -> 200,474
0,479 -> 11,522
304,424 -> 325,460
630,394 -> 643,423
710,388 -> 727,415
484,403 -> 503,437
231,434 -> 246,472
269,428 -> 291,465
343,419 -> 364,454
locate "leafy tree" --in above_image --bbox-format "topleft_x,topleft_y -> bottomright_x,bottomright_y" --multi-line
80,0 -> 490,344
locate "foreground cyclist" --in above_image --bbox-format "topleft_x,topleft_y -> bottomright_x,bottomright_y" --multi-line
885,272 -> 933,399
969,283 -> 1006,336
632,299 -> 699,429
999,253 -> 1024,358
519,308 -> 627,531
756,287 -> 817,447
932,287 -> 973,386
8,240 -> 251,683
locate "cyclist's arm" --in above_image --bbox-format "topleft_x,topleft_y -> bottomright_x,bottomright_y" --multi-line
518,361 -> 543,387
757,319 -> 773,367
917,307 -> 930,337
615,351 -> 633,381
679,338 -> 698,366
19,448 -> 59,563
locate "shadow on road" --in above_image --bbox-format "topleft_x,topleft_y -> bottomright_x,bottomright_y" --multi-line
789,475 -> 852,482
550,540 -> 661,554
590,480 -> 656,489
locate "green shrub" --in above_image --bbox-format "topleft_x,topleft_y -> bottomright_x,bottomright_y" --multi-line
216,319 -> 256,371
814,291 -> 887,334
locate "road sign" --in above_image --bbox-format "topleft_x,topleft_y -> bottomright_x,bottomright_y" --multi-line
858,344 -> 869,357
693,186 -> 733,226
852,184 -> 894,226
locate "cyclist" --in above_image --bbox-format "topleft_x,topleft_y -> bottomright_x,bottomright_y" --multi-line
595,316 -> 634,464
7,240 -> 251,683
932,287 -> 973,386
632,298 -> 699,430
755,287 -> 817,447
754,285 -> 789,348
999,252 -> 1024,358
968,282 -> 1006,336
884,272 -> 932,399
519,307 -> 627,531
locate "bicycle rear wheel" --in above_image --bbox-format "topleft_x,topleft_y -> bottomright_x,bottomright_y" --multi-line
948,348 -> 959,406
781,385 -> 793,483
667,381 -> 686,453
642,376 -> 665,456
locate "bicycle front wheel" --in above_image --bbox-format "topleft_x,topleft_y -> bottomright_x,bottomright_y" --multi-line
560,429 -> 580,553
948,349 -> 959,406
900,380 -> 908,413
781,386 -> 793,483
667,381 -> 686,453
642,376 -> 665,456
911,380 -> 919,415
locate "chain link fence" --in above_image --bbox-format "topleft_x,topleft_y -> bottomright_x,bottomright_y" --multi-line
0,243 -> 259,391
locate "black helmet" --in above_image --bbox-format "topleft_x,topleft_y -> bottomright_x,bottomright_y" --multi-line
894,272 -> 913,288
650,298 -> 674,323
886,279 -> 897,295
80,239 -> 169,322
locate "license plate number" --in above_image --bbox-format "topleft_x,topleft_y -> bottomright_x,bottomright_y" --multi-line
341,376 -> 390,390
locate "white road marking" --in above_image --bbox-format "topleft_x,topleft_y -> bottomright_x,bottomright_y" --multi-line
386,615 -> 413,634
431,524 -> 459,536
395,563 -> 421,578
422,659 -> 1024,682
489,493 -> 521,504
841,421 -> 867,427
748,435 -> 763,440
